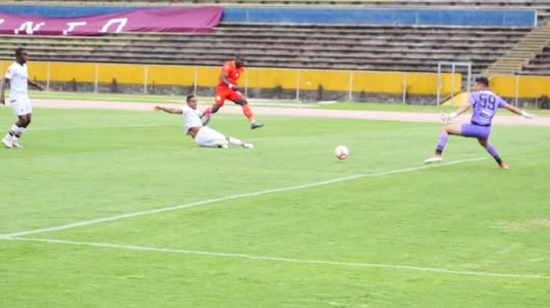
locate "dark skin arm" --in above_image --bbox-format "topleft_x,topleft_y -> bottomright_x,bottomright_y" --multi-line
221,74 -> 240,92
0,78 -> 9,105
155,105 -> 211,124
1,79 -> 44,105
154,105 -> 207,138
154,106 -> 183,114
28,79 -> 45,91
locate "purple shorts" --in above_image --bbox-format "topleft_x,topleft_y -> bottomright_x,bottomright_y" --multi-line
461,123 -> 491,140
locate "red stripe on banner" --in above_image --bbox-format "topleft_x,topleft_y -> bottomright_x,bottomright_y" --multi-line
0,8 -> 223,36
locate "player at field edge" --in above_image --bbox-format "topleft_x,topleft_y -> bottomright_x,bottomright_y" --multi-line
206,55 -> 264,130
1,47 -> 45,149
154,94 -> 254,149
423,77 -> 535,169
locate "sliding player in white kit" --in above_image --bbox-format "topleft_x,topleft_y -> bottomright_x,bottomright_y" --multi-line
154,95 -> 254,149
1,47 -> 45,148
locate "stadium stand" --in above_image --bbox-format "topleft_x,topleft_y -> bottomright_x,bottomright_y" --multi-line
2,2 -> 547,77
12,0 -> 550,25
0,24 -> 531,75
519,46 -> 550,75
484,27 -> 550,76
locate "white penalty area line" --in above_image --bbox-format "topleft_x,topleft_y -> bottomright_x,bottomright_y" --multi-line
3,237 -> 548,280
0,157 -> 487,239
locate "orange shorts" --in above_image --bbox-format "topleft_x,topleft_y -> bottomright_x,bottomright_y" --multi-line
214,87 -> 245,106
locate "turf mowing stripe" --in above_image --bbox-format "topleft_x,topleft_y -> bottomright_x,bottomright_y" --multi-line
31,124 -> 175,131
3,237 -> 548,280
0,157 -> 487,239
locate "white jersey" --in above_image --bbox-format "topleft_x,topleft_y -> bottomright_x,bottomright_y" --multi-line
182,105 -> 203,135
5,62 -> 29,100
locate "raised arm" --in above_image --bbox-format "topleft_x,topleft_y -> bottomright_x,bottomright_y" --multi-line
441,103 -> 472,124
0,78 -> 9,105
453,103 -> 472,117
154,106 -> 183,114
503,103 -> 534,119
201,108 -> 212,126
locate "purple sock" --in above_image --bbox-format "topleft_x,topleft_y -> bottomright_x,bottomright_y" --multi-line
435,133 -> 448,154
486,145 -> 502,164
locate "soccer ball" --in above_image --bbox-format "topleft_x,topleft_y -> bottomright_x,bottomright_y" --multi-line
334,145 -> 349,160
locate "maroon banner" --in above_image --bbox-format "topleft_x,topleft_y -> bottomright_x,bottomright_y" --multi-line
0,7 -> 223,36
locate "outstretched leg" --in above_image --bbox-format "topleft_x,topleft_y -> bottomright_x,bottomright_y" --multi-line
210,104 -> 221,114
424,125 -> 462,164
478,139 -> 508,169
227,136 -> 253,149
195,127 -> 253,149
234,98 -> 263,129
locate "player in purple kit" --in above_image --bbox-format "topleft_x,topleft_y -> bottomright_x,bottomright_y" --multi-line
423,77 -> 534,169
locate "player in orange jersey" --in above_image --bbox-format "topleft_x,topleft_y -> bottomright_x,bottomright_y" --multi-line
208,56 -> 264,129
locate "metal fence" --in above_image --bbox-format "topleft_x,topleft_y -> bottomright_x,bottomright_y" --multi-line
1,61 -> 548,105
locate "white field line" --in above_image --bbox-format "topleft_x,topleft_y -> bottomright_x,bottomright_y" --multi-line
3,237 -> 548,280
0,157 -> 487,239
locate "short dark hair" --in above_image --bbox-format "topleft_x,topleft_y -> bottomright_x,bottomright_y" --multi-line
186,94 -> 195,103
475,77 -> 489,87
15,47 -> 26,57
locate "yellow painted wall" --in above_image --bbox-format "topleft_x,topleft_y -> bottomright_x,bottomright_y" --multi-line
299,70 -> 351,91
491,76 -> 550,98
352,72 -> 403,94
517,76 -> 550,98
51,63 -> 96,82
27,62 -> 49,81
406,73 -> 434,95
22,62 -> 465,96
245,68 -> 298,89
147,66 -> 195,86
351,72 -> 461,95
411,73 -> 460,96
98,64 -> 144,84
490,76 -> 517,97
196,67 -> 220,87
14,61 -> 550,99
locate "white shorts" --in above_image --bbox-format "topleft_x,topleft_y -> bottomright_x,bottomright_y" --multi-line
10,96 -> 32,116
194,126 -> 227,147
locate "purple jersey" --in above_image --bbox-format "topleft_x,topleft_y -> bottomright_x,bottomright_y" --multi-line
467,90 -> 508,126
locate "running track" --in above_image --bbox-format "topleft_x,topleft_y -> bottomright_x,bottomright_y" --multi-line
29,99 -> 550,127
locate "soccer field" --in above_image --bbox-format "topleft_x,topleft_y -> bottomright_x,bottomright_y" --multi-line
0,106 -> 548,308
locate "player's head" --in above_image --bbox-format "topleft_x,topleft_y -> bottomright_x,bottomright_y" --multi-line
234,55 -> 245,68
473,77 -> 489,91
186,94 -> 198,109
15,47 -> 28,64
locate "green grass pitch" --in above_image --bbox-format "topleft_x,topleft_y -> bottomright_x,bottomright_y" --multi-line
0,106 -> 549,308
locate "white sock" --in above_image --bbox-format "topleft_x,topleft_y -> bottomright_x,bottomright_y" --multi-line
228,137 -> 244,147
16,126 -> 25,139
4,124 -> 18,140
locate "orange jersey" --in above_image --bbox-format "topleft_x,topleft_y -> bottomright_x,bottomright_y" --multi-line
218,61 -> 244,88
